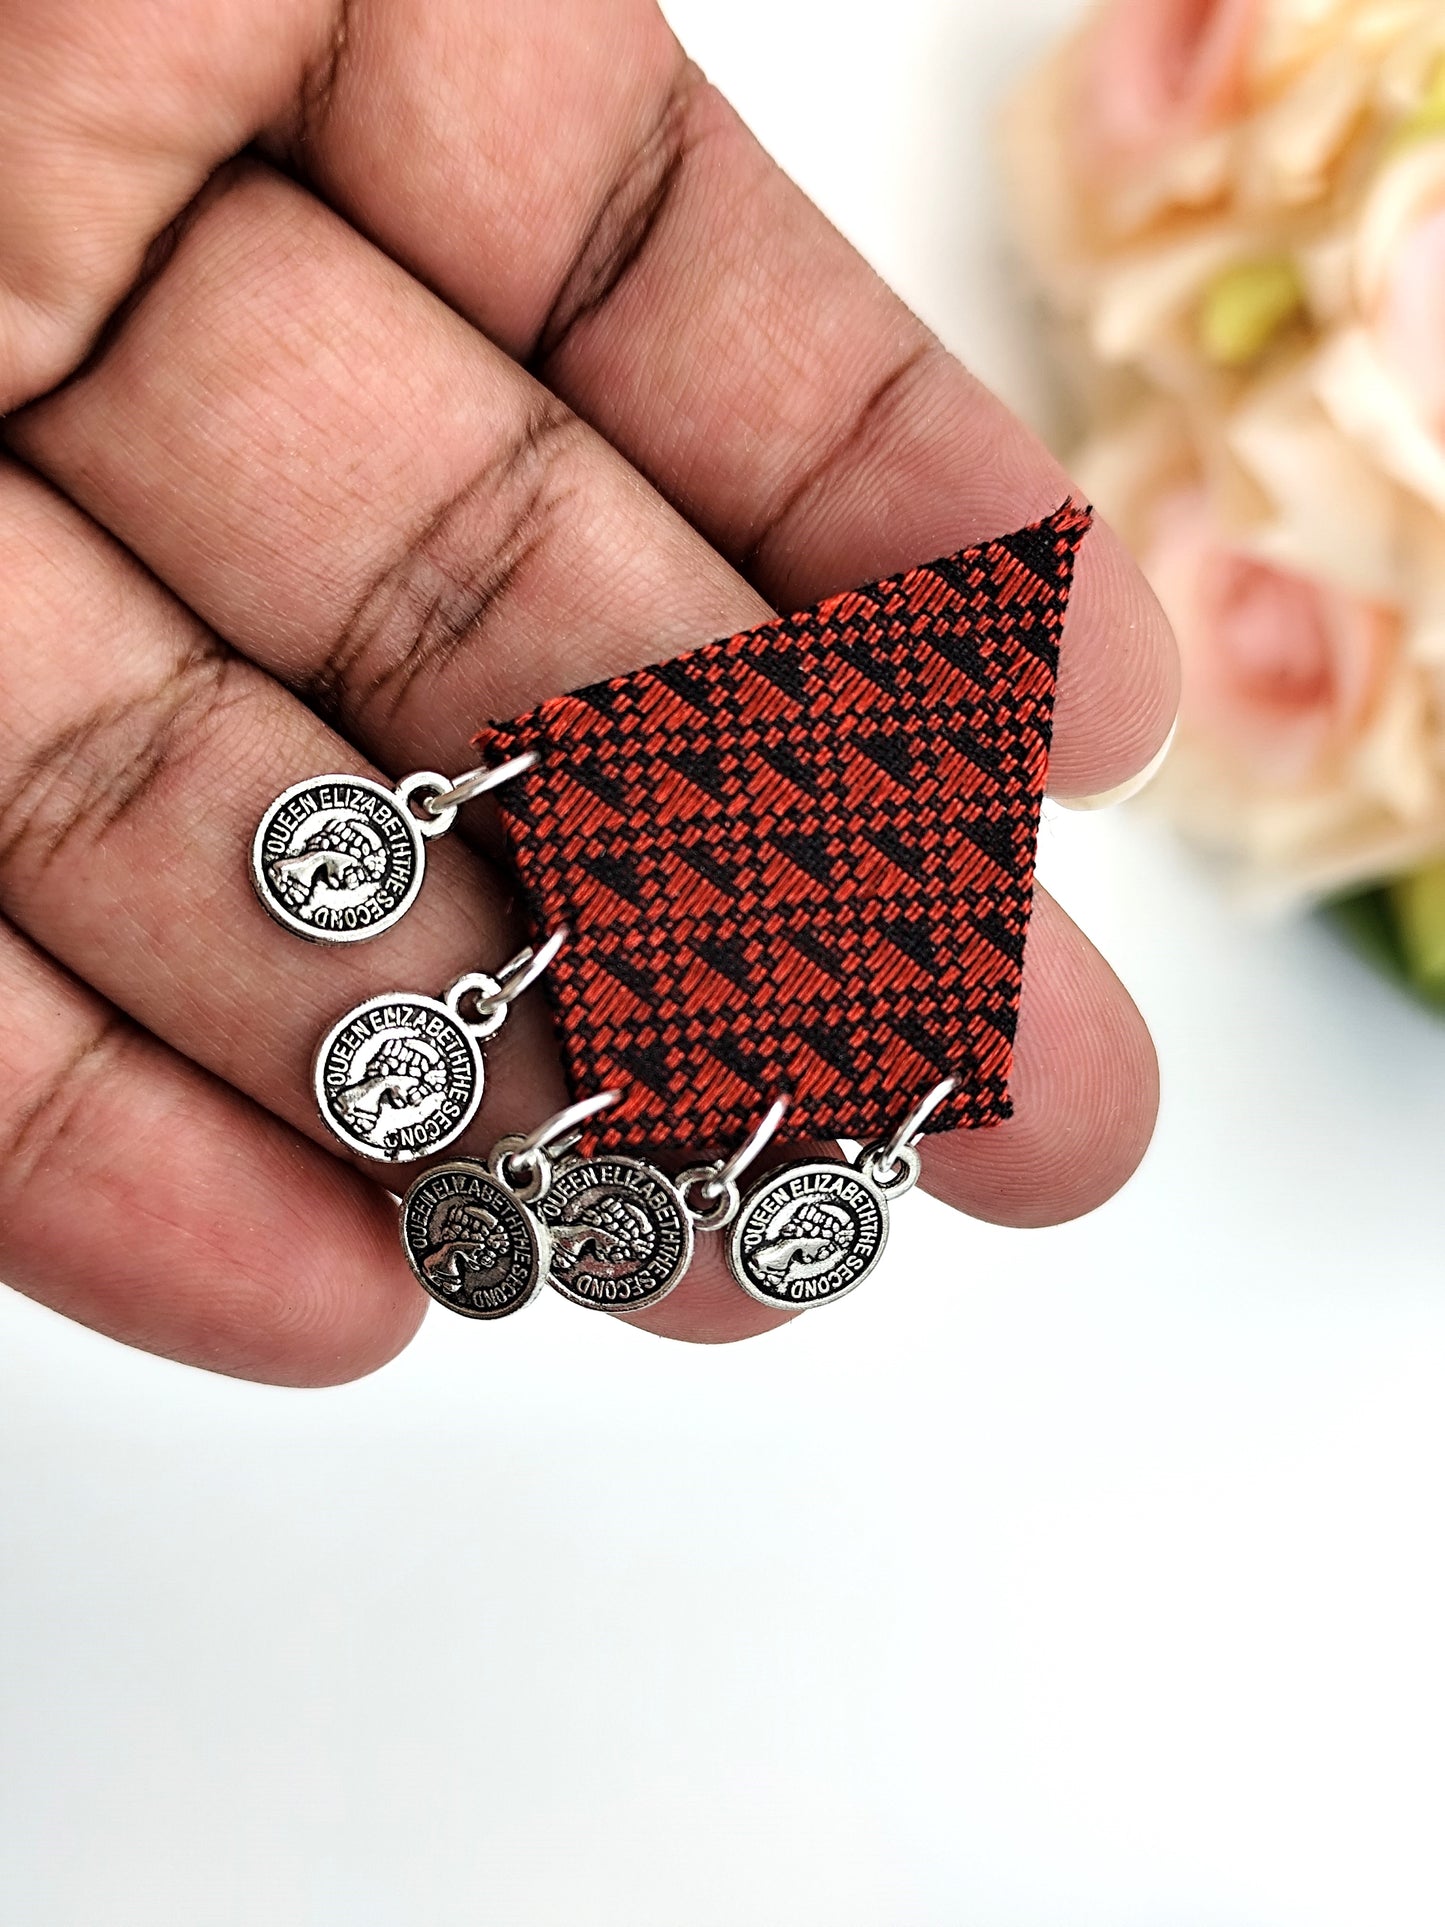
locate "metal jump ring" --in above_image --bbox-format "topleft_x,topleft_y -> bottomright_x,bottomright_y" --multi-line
713,1096 -> 789,1194
486,1136 -> 551,1205
856,1140 -> 923,1199
488,1090 -> 619,1203
676,1096 -> 790,1230
495,927 -> 568,1005
882,1077 -> 958,1164
859,1076 -> 958,1194
677,1168 -> 741,1232
425,752 -> 538,815
509,1090 -> 621,1164
444,928 -> 568,1040
395,753 -> 539,841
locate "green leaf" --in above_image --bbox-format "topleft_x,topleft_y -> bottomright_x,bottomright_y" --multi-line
1198,259 -> 1304,368
1324,879 -> 1445,1012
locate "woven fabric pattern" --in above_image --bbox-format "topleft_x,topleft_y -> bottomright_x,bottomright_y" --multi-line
476,500 -> 1092,1146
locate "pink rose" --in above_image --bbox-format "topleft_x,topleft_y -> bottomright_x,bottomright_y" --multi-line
1145,491 -> 1395,788
1077,0 -> 1259,170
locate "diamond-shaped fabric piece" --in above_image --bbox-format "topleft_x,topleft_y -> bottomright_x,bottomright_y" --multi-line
475,500 -> 1092,1146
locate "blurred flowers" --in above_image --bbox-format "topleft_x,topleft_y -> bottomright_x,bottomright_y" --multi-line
1004,0 -> 1445,995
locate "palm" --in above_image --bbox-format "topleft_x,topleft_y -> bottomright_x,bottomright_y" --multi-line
0,0 -> 1176,1381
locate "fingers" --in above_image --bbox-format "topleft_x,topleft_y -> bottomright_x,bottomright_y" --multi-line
8,170 -> 1159,1235
921,890 -> 1159,1227
258,0 -> 1181,798
0,0 -> 319,409
0,911 -> 423,1384
0,460 -> 523,1140
10,164 -> 775,785
0,0 -> 1167,1373
0,457 -> 786,1343
3,0 -> 1176,802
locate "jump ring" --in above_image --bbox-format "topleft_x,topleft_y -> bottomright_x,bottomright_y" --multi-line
442,931 -> 567,1041
879,1077 -> 957,1168
507,1090 -> 620,1164
444,970 -> 508,1040
711,1096 -> 789,1193
493,928 -> 568,1007
421,753 -> 539,818
677,1167 -> 742,1232
487,1135 -> 552,1206
857,1140 -> 923,1199
394,770 -> 458,840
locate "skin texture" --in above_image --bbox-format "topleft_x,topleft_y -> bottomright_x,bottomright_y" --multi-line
0,0 -> 1178,1382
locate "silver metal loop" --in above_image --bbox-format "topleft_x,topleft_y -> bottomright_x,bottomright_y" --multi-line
675,1097 -> 789,1231
676,1167 -> 742,1232
488,1090 -> 618,1204
444,969 -> 508,1040
494,927 -> 568,1005
487,1135 -> 553,1206
508,1090 -> 621,1165
881,1077 -> 957,1167
393,754 -> 538,841
442,929 -> 567,1041
394,770 -> 459,841
422,753 -> 539,819
713,1096 -> 789,1193
857,1140 -> 923,1200
855,1077 -> 955,1198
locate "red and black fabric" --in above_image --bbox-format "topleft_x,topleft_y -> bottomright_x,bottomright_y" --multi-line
475,499 -> 1093,1147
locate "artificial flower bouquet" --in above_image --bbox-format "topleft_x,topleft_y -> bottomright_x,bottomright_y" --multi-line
1004,0 -> 1445,1003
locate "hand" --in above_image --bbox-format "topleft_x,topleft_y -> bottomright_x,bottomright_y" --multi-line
0,0 -> 1178,1381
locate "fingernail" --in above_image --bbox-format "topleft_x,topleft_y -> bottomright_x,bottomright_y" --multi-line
1055,716 -> 1178,813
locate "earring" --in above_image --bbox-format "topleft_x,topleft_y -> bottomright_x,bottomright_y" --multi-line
313,930 -> 564,1163
251,753 -> 536,944
723,1080 -> 956,1310
527,1098 -> 789,1315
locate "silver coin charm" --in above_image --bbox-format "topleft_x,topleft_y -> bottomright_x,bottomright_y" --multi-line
538,1155 -> 694,1312
314,994 -> 483,1163
727,1160 -> 890,1309
252,756 -> 536,945
311,938 -> 566,1165
400,1161 -> 549,1319
252,775 -> 429,944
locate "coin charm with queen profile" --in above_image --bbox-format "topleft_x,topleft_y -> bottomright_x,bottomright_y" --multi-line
720,1084 -> 951,1311
726,1160 -> 890,1309
252,774 -> 428,945
310,936 -> 566,1165
400,1161 -> 549,1319
251,756 -> 537,945
538,1155 -> 694,1312
314,993 -> 484,1163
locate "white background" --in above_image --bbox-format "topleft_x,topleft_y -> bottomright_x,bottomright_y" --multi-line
6,1 -> 1445,1922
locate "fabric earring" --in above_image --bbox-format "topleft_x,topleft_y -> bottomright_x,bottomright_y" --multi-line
472,502 -> 1092,1152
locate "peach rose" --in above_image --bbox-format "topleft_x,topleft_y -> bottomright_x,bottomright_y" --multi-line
1006,1 -> 1445,899
1004,0 -> 1442,376
1073,402 -> 1445,898
1146,489 -> 1395,789
1313,137 -> 1445,516
1077,0 -> 1259,173
1376,201 -> 1445,432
